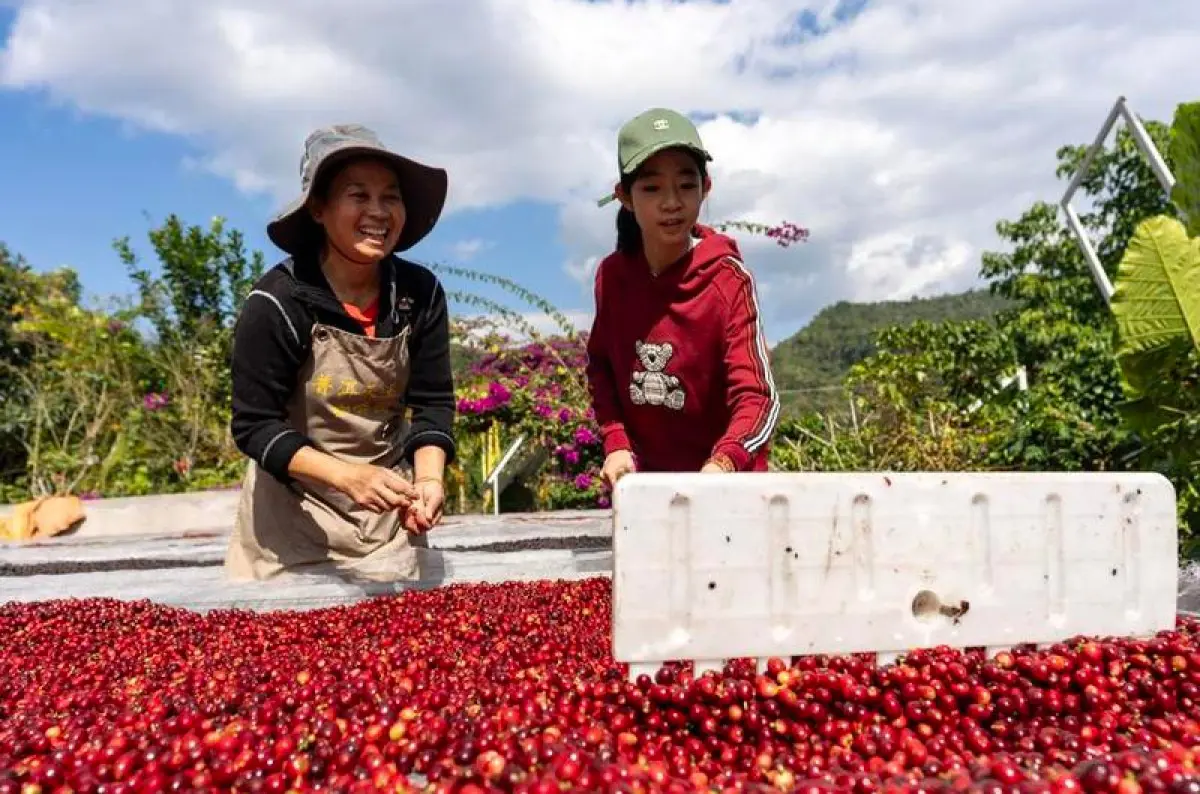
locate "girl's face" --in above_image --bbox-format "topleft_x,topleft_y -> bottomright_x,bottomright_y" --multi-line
309,158 -> 406,265
619,148 -> 711,250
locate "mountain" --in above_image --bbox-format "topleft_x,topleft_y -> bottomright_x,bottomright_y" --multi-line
768,289 -> 1012,417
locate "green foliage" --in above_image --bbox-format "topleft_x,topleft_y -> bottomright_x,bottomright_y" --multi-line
0,278 -> 144,498
769,290 -> 1011,417
1111,216 -> 1200,397
773,319 -> 1017,474
1169,102 -> 1200,236
969,119 -> 1176,473
0,246 -> 39,481
116,215 -> 265,346
0,217 -> 256,501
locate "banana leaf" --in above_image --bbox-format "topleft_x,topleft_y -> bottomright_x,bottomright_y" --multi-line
1111,215 -> 1200,401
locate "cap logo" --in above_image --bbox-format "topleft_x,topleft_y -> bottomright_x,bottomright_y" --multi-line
652,118 -> 670,130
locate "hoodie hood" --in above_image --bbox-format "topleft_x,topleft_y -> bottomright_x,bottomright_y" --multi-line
641,223 -> 744,295
689,223 -> 743,269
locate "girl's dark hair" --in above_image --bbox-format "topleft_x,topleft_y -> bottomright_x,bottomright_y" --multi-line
615,149 -> 708,255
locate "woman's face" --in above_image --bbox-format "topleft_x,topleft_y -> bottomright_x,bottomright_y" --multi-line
619,148 -> 710,249
310,158 -> 406,264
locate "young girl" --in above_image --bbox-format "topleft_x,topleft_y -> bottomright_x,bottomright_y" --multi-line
586,108 -> 780,488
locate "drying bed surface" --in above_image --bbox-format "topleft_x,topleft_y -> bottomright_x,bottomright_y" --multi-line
0,577 -> 1198,793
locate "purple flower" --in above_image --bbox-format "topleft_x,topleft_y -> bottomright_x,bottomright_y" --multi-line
573,426 -> 599,446
457,397 -> 488,414
142,392 -> 169,411
534,403 -> 553,418
597,494 -> 611,509
456,379 -> 515,415
574,473 -> 593,490
557,408 -> 572,423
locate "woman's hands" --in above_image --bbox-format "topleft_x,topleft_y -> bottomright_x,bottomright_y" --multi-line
289,446 -> 444,535
402,478 -> 445,534
402,445 -> 448,534
336,462 -> 444,534
334,462 -> 419,514
290,448 -> 418,516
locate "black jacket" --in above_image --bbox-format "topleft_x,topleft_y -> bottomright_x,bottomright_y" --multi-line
229,252 -> 456,485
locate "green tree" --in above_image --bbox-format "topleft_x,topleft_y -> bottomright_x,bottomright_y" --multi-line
0,267 -> 149,498
769,290 -> 1011,418
972,121 -> 1177,471
0,248 -> 88,490
0,245 -> 36,482
0,217 -> 265,501
114,216 -> 264,491
774,318 -> 1020,474
115,214 -> 265,347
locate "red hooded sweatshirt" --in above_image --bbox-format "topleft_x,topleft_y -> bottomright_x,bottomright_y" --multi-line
585,224 -> 779,472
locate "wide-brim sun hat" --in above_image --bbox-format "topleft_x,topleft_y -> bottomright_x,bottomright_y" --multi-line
267,123 -> 449,256
596,107 -> 713,207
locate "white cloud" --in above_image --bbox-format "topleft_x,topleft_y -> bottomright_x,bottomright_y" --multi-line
2,0 -> 1197,341
450,238 -> 492,262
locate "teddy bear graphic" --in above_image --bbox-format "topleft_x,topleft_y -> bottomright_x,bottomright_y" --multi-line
629,340 -> 686,411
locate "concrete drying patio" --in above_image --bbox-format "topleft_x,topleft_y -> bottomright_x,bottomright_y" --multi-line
0,490 -> 612,612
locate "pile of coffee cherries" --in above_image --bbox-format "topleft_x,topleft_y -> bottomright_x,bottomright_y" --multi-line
0,577 -> 1196,793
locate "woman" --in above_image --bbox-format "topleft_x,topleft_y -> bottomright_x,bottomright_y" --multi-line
225,124 -> 456,582
587,108 -> 779,488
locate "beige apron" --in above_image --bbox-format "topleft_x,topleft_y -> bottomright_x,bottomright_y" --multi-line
225,321 -> 420,583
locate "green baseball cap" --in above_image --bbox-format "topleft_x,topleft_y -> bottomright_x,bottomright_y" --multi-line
596,108 -> 713,207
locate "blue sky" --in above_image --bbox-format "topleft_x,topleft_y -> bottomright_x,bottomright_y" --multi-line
0,4 -> 585,325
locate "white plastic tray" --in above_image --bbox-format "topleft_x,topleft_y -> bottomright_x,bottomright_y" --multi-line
611,472 -> 1177,672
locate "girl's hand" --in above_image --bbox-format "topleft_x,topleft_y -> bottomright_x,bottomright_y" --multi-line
701,454 -> 735,474
601,450 -> 636,489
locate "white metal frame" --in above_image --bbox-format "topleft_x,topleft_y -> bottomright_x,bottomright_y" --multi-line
483,435 -> 526,515
1059,96 -> 1177,305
